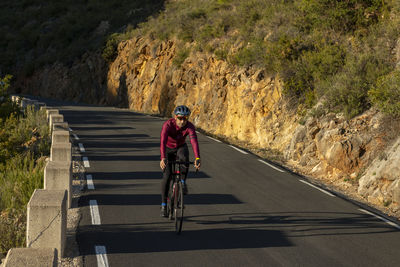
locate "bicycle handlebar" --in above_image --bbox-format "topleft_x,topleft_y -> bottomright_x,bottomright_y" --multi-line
168,160 -> 195,165
163,160 -> 199,173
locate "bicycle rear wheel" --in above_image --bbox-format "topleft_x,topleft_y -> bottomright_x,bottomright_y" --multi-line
174,182 -> 184,234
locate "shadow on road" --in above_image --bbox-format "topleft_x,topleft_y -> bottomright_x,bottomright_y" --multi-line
83,155 -> 160,161
79,194 -> 243,206
184,212 -> 399,237
87,171 -> 210,180
83,141 -> 158,149
78,225 -> 292,254
70,126 -> 135,131
77,133 -> 149,139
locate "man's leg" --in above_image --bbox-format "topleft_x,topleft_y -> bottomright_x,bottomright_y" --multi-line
177,144 -> 189,194
160,148 -> 177,216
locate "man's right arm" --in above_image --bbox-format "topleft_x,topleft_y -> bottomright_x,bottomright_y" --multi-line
160,122 -> 168,170
160,122 -> 168,160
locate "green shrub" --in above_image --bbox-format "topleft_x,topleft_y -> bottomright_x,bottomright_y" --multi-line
0,102 -> 49,258
230,39 -> 266,67
0,212 -> 26,258
369,71 -> 400,116
0,75 -> 20,120
0,106 -> 50,165
173,47 -> 191,67
102,33 -> 121,63
295,0 -> 385,33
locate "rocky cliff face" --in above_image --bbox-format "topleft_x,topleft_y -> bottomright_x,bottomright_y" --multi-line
18,35 -> 400,218
107,37 -> 297,154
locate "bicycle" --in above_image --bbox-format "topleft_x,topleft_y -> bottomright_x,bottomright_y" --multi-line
166,160 -> 196,234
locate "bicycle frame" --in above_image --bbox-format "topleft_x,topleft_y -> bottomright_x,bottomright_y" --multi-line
166,160 -> 194,234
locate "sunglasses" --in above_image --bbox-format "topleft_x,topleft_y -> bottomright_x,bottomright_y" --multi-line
176,116 -> 188,121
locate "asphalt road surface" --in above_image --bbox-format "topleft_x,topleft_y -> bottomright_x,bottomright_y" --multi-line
48,101 -> 400,267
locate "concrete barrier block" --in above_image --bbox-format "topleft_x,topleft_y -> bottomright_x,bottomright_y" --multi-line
49,114 -> 64,131
44,161 -> 72,208
3,248 -> 57,267
53,122 -> 69,132
52,130 -> 70,144
27,189 -> 67,259
50,143 -> 71,162
46,109 -> 59,121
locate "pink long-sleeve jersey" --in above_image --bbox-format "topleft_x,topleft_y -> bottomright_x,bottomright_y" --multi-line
160,118 -> 200,159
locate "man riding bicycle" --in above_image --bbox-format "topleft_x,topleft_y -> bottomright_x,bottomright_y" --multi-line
160,105 -> 201,217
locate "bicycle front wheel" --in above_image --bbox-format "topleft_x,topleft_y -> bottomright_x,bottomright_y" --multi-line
168,182 -> 175,220
174,182 -> 184,234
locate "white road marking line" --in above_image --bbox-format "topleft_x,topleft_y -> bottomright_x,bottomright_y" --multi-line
359,209 -> 400,230
79,143 -> 85,152
69,127 -> 73,132
299,180 -> 335,197
86,174 -> 95,190
207,136 -> 222,143
89,200 -> 101,225
73,134 -> 79,140
83,157 -> 90,168
196,130 -> 200,134
258,159 -> 285,173
229,145 -> 248,154
95,246 -> 110,267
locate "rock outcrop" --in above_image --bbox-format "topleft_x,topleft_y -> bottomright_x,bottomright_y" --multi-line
107,37 -> 298,154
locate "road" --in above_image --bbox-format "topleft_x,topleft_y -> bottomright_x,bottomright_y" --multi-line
50,102 -> 400,267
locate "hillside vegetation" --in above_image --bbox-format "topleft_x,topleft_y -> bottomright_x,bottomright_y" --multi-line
0,76 -> 50,258
0,0 -> 165,76
110,0 -> 400,119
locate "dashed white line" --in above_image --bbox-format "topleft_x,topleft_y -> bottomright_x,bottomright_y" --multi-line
86,174 -> 95,190
89,200 -> 101,225
95,246 -> 110,267
299,180 -> 335,197
73,134 -> 79,140
79,143 -> 85,152
229,145 -> 248,154
359,209 -> 400,230
207,136 -> 222,143
83,157 -> 90,168
258,159 -> 285,173
69,127 -> 73,132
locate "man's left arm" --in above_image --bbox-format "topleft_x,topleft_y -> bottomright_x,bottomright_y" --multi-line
188,125 -> 201,169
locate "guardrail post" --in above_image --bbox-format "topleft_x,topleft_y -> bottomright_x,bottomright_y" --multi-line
53,122 -> 69,132
49,114 -> 64,131
44,161 -> 72,208
52,130 -> 70,144
50,143 -> 72,162
27,189 -> 67,259
46,109 -> 59,121
3,248 -> 57,267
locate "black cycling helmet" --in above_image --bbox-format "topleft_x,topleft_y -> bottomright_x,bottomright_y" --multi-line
174,105 -> 191,116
